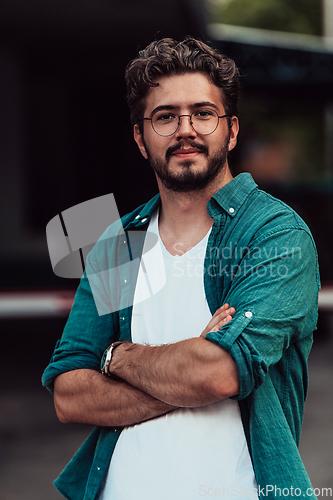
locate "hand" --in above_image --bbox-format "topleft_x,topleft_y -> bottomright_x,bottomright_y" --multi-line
200,303 -> 235,338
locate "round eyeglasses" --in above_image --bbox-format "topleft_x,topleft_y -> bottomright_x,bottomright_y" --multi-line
142,109 -> 229,137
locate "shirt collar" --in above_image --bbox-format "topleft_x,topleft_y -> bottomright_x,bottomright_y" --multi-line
208,173 -> 257,218
123,194 -> 161,230
124,173 -> 257,230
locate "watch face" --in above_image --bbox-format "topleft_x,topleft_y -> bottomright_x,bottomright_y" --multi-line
102,351 -> 109,373
102,342 -> 122,375
102,344 -> 114,374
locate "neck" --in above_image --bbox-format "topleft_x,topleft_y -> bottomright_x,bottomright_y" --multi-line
156,165 -> 233,255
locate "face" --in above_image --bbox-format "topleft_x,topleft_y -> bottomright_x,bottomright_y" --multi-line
134,72 -> 239,193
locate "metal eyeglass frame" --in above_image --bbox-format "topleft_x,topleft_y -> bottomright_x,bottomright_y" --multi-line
142,112 -> 229,137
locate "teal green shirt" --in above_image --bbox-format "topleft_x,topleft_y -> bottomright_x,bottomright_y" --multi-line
42,173 -> 320,500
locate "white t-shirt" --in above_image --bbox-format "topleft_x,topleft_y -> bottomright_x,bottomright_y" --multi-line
99,210 -> 258,500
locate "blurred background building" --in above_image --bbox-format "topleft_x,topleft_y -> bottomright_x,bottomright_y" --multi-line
0,0 -> 332,498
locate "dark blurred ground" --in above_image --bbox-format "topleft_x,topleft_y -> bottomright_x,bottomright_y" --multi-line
298,322 -> 333,491
0,319 -> 332,500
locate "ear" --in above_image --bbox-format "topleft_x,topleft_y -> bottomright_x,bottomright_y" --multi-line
134,124 -> 148,159
228,116 -> 239,152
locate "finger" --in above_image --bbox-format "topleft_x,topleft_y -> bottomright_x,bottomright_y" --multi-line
213,307 -> 235,323
211,313 -> 234,332
208,307 -> 235,330
200,306 -> 235,337
211,303 -> 229,319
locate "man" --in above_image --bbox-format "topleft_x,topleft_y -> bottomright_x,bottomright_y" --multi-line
42,37 -> 320,500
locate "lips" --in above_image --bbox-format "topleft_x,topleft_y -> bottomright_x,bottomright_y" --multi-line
169,149 -> 206,164
166,141 -> 208,159
172,148 -> 201,156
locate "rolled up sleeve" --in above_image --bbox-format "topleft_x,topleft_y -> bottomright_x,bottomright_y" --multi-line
206,228 -> 320,400
41,270 -> 116,394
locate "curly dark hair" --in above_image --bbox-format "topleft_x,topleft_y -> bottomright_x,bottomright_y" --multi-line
125,36 -> 240,131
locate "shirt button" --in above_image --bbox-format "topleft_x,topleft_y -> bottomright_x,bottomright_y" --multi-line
229,207 -> 235,214
124,279 -> 127,283
97,467 -> 101,471
141,217 -> 148,223
245,311 -> 252,318
120,316 -> 125,321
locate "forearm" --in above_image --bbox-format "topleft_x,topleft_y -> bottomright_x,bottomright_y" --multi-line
109,337 -> 239,407
53,368 -> 178,427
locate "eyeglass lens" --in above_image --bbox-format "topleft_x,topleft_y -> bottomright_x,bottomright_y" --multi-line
152,109 -> 220,136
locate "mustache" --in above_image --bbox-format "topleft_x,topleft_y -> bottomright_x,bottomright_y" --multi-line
166,140 -> 209,159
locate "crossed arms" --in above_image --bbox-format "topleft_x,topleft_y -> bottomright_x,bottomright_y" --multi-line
52,226 -> 319,429
53,304 -> 238,427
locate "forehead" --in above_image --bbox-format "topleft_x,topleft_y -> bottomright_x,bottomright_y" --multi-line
144,72 -> 225,113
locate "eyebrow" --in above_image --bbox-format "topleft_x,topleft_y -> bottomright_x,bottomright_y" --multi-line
150,101 -> 220,116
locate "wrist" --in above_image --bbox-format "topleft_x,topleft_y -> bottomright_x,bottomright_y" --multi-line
101,341 -> 125,376
109,341 -> 142,379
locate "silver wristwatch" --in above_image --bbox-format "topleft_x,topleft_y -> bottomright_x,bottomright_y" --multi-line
101,341 -> 123,376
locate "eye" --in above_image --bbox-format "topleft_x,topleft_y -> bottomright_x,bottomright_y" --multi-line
155,113 -> 177,122
194,109 -> 215,119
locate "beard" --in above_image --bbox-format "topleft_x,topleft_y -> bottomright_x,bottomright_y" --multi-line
144,135 -> 230,193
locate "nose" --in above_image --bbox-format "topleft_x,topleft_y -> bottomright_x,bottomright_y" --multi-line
175,114 -> 197,139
